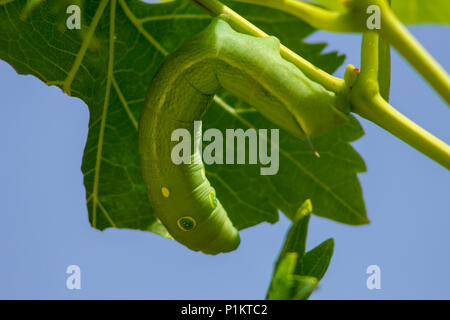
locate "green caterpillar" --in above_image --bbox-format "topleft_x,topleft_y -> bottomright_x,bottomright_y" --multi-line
139,18 -> 348,255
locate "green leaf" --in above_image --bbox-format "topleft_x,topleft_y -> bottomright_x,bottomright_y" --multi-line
266,200 -> 334,300
297,238 -> 334,280
392,0 -> 450,25
266,252 -> 318,300
275,200 -> 312,264
290,276 -> 319,300
266,252 -> 299,300
0,0 -> 367,239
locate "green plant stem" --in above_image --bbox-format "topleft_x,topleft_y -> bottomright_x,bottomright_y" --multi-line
192,0 -> 450,169
352,32 -> 450,169
233,0 -> 450,105
232,0 -> 365,32
378,0 -> 391,101
376,0 -> 450,105
353,93 -> 450,169
191,0 -> 345,92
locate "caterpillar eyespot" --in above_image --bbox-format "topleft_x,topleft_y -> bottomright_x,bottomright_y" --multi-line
139,18 -> 349,255
209,191 -> 218,209
177,216 -> 197,231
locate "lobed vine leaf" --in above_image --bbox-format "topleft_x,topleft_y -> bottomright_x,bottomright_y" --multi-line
0,0 -> 367,240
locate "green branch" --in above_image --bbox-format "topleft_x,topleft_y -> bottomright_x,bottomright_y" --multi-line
353,92 -> 450,169
352,32 -> 450,169
376,0 -> 450,105
232,0 -> 366,32
232,0 -> 450,105
191,0 -> 450,169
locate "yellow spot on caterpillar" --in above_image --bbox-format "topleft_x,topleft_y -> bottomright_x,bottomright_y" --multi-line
201,168 -> 206,180
209,191 -> 218,209
177,216 -> 196,231
284,72 -> 288,77
244,43 -> 248,48
161,187 -> 170,198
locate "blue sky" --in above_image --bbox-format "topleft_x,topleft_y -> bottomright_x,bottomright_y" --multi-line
0,19 -> 449,299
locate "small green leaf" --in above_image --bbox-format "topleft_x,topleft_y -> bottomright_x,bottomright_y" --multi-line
290,276 -> 319,300
297,238 -> 334,280
266,252 -> 299,300
267,200 -> 334,300
266,253 -> 319,300
295,198 -> 313,219
271,199 -> 314,275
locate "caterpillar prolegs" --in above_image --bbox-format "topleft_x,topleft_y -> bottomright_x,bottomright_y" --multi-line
138,18 -> 349,254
